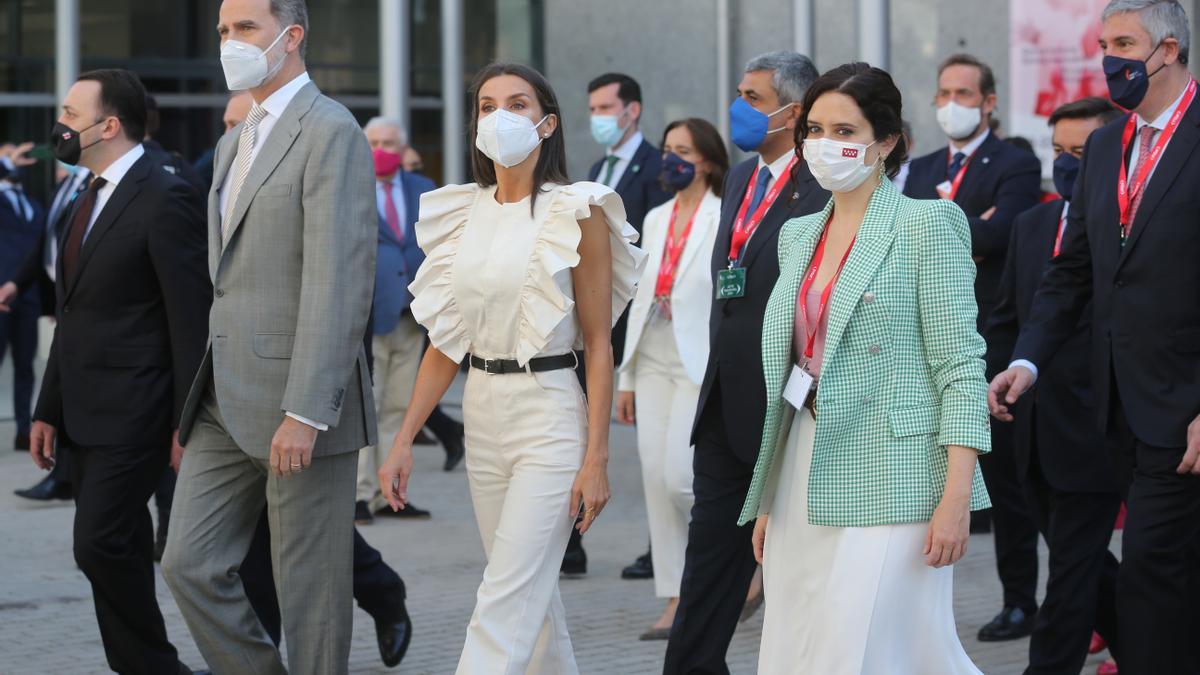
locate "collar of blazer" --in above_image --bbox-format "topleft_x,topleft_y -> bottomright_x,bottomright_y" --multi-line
951,131 -> 1001,200
211,81 -> 320,252
613,139 -> 654,194
62,153 -> 154,303
736,158 -> 821,272
1117,93 -> 1200,269
761,177 -> 901,403
656,188 -> 722,281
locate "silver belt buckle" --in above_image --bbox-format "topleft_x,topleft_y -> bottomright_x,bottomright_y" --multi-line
483,358 -> 500,374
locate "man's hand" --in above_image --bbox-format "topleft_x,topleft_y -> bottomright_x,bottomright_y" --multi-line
981,205 -> 997,220
29,421 -> 56,470
1175,414 -> 1200,475
0,281 -> 19,313
269,416 -> 318,478
170,429 -> 185,474
988,365 -> 1036,421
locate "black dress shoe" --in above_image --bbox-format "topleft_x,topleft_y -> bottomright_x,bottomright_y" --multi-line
14,432 -> 30,451
561,546 -> 587,576
412,428 -> 437,445
375,502 -> 431,519
977,606 -> 1036,642
374,599 -> 412,667
355,500 -> 375,525
14,475 -> 72,501
442,422 -> 465,472
621,550 -> 654,579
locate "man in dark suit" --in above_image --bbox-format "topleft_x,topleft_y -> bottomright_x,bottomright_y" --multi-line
663,51 -> 828,675
0,159 -> 44,454
27,69 -> 210,675
904,52 -> 1044,642
992,4 -> 1200,671
985,97 -> 1124,675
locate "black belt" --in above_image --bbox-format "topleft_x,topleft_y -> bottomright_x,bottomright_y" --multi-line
468,353 -> 578,375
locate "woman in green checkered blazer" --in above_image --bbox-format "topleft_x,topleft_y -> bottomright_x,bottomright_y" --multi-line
743,63 -> 992,674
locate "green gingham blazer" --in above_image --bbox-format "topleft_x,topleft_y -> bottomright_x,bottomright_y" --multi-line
738,178 -> 992,527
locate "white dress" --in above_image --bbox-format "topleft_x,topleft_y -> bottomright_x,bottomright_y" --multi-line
408,181 -> 645,675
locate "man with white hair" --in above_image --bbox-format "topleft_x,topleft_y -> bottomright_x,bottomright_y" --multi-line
990,1 -> 1200,672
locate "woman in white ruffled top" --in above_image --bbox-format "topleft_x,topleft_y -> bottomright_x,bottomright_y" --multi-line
377,63 -> 647,674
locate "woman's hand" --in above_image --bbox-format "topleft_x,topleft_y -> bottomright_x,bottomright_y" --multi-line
378,433 -> 415,513
924,496 -> 970,568
616,391 -> 636,425
752,514 -> 769,564
570,457 -> 610,535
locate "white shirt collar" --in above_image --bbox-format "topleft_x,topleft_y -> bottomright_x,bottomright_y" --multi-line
608,129 -> 644,160
951,128 -> 990,159
259,71 -> 312,120
1137,81 -> 1191,130
98,143 -> 146,188
757,148 -> 797,180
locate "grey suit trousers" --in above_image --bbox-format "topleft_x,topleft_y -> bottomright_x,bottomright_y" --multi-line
162,389 -> 356,675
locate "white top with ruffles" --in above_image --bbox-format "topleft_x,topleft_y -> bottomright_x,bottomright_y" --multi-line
408,181 -> 647,366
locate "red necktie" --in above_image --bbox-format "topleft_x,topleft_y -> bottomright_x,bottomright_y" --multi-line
62,176 -> 107,284
382,182 -> 403,242
1127,126 -> 1157,227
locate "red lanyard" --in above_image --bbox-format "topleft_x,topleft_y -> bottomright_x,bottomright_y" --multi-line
1052,205 -> 1068,258
727,156 -> 799,265
1118,78 -> 1197,238
654,199 -> 698,298
797,220 -> 856,361
944,150 -> 973,201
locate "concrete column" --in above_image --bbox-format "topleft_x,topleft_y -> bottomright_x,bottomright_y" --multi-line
716,0 -> 731,146
55,0 -> 79,106
793,0 -> 814,58
441,0 -> 464,185
858,0 -> 889,71
380,0 -> 411,134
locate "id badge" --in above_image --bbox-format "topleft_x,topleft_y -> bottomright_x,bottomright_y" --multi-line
935,180 -> 953,200
782,364 -> 814,410
716,267 -> 747,299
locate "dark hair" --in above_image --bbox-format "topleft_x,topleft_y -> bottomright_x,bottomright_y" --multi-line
144,93 -> 160,139
77,69 -> 147,142
660,118 -> 730,197
795,62 -> 908,179
1048,96 -> 1123,127
938,53 -> 996,97
587,73 -> 642,106
468,63 -> 569,208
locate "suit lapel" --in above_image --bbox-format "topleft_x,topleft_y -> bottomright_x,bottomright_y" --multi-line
222,83 -> 318,250
956,135 -> 998,209
614,140 -> 651,195
820,180 -> 900,367
64,156 -> 151,302
1117,96 -> 1200,269
675,191 -> 718,280
741,159 -> 813,271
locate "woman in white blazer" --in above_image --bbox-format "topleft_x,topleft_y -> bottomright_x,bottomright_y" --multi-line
616,118 -> 728,639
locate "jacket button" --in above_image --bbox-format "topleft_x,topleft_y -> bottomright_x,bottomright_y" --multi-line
863,395 -> 873,405
863,292 -> 876,304
868,344 -> 881,355
63,305 -> 70,314
1114,279 -> 1124,288
215,289 -> 225,298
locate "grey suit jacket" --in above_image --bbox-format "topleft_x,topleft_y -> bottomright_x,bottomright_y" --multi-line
178,81 -> 378,458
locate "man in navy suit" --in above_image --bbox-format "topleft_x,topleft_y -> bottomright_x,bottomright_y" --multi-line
992,3 -> 1200,671
355,117 -> 464,523
904,52 -> 1044,642
0,152 -> 44,453
665,51 -> 829,675
986,97 -> 1124,675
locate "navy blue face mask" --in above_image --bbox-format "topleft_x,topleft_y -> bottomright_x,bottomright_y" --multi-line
1052,152 -> 1081,201
659,152 -> 697,192
1103,42 -> 1165,110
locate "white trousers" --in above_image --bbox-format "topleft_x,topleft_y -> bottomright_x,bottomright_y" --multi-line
357,314 -> 424,508
631,318 -> 697,598
456,366 -> 585,675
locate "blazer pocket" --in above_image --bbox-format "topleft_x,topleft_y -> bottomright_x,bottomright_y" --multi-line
253,333 -> 295,359
257,184 -> 293,198
105,346 -> 170,368
888,405 -> 938,438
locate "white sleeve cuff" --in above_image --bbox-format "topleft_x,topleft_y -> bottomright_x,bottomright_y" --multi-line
1009,359 -> 1039,383
1,156 -> 14,172
285,411 -> 329,431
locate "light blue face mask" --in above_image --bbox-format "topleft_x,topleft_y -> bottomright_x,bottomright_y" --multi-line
590,112 -> 628,147
58,161 -> 80,175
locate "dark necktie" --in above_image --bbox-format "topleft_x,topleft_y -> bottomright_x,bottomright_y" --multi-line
947,151 -> 967,181
746,166 -> 773,215
600,155 -> 620,186
61,176 -> 107,284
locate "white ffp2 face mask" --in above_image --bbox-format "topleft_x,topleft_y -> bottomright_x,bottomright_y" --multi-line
802,138 -> 880,193
936,101 -> 982,141
220,27 -> 292,91
475,109 -> 549,168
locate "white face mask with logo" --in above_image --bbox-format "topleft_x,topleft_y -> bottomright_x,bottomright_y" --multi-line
802,138 -> 881,193
220,27 -> 292,91
936,101 -> 982,141
475,109 -> 550,168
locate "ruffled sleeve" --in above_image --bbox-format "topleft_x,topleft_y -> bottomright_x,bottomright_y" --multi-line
407,183 -> 480,363
515,181 -> 648,365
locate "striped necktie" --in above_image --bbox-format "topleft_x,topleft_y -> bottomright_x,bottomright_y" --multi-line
223,103 -> 269,240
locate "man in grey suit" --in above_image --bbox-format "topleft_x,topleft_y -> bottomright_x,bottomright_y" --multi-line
160,1 -> 376,673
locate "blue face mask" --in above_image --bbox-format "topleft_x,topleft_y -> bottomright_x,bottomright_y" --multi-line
729,98 -> 792,152
590,112 -> 628,147
659,152 -> 697,192
1103,42 -> 1165,110
1052,152 -> 1081,201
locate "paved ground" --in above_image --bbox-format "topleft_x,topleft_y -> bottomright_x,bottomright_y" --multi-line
0,359 -> 1116,674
